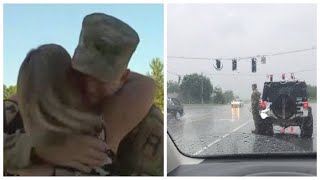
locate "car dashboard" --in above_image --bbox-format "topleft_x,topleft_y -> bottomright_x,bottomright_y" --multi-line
168,156 -> 316,176
167,134 -> 316,176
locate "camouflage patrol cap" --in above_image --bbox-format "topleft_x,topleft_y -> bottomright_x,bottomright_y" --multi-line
72,13 -> 140,82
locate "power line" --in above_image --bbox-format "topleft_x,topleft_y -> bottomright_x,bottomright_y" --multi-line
168,47 -> 316,61
208,68 -> 317,77
167,68 -> 317,77
167,71 -> 181,76
267,47 -> 316,56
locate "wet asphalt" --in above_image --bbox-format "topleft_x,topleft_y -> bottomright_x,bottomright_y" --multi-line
167,103 -> 317,156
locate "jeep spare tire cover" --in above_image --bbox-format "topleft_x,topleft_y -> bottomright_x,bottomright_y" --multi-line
272,94 -> 296,119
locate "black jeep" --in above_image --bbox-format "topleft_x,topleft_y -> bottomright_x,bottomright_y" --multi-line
167,97 -> 184,119
259,81 -> 313,137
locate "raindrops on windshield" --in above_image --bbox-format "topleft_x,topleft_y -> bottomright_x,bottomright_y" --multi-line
167,4 -> 316,157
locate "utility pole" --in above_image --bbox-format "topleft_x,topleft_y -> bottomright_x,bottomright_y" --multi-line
201,72 -> 204,104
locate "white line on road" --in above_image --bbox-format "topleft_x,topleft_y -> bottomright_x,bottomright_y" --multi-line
218,119 -> 234,121
192,120 -> 251,156
231,121 -> 250,132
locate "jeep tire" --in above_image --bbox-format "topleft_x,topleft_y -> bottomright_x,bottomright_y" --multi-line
300,107 -> 313,138
255,117 -> 273,135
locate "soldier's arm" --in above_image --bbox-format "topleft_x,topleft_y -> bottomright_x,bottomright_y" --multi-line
3,95 -> 31,171
255,92 -> 261,104
4,133 -> 34,172
115,105 -> 163,175
103,71 -> 156,153
3,94 -> 50,174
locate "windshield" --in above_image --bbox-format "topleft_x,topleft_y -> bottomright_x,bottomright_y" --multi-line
167,4 -> 317,157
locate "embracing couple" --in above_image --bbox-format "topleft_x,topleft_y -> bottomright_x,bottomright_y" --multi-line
4,13 -> 163,176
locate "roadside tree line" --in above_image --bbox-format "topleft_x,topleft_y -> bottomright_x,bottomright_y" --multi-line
168,73 -> 236,104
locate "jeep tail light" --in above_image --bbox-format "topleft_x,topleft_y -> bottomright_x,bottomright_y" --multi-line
260,101 -> 266,110
303,101 -> 308,109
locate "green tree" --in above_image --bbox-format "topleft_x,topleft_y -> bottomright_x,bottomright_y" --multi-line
223,90 -> 234,103
212,86 -> 225,104
167,80 -> 180,93
307,84 -> 317,101
180,73 -> 213,104
3,84 -> 17,99
148,58 -> 164,111
3,85 -> 8,99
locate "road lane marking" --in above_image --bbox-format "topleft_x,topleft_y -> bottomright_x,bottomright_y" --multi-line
222,134 -> 229,138
192,120 -> 251,156
219,119 -> 234,121
231,121 -> 250,132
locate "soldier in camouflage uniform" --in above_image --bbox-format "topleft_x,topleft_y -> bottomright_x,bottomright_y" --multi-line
4,13 -> 163,176
251,84 -> 262,134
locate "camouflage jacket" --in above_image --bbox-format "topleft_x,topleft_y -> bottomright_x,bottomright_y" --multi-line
251,90 -> 261,113
4,101 -> 163,176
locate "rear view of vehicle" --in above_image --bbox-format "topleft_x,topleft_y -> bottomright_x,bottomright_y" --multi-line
167,97 -> 184,119
260,81 -> 313,137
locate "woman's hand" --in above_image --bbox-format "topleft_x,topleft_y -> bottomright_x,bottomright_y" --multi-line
34,134 -> 111,173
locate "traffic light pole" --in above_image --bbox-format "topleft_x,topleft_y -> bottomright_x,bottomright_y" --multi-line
201,72 -> 204,104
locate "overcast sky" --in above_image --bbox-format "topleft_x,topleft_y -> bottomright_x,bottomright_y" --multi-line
167,4 -> 317,100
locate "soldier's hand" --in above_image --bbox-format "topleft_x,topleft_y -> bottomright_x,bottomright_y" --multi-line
34,134 -> 111,173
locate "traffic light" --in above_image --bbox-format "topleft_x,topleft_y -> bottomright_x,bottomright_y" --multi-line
216,59 -> 221,69
232,59 -> 237,71
251,58 -> 257,73
213,59 -> 223,71
261,56 -> 266,64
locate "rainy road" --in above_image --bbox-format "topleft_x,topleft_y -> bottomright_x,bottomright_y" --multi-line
167,103 -> 317,156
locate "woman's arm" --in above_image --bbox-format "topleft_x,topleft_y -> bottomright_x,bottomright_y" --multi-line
4,95 -> 109,174
102,71 -> 156,153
